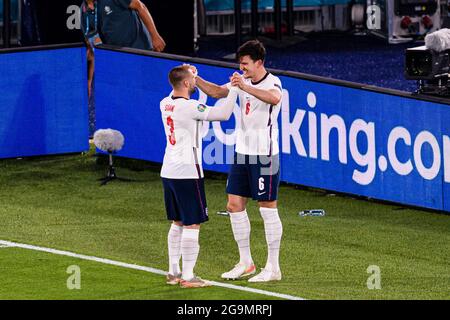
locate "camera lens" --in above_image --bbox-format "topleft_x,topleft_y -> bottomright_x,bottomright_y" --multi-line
406,51 -> 432,77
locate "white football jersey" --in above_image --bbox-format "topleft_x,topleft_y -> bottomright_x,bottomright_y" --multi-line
160,96 -> 210,179
228,73 -> 282,156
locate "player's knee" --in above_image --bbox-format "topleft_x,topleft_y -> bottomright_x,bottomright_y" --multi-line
258,200 -> 277,209
227,202 -> 244,213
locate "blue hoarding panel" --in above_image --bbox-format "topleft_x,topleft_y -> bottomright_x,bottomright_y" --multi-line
95,50 -> 176,163
442,111 -> 450,212
0,47 -> 89,158
95,49 -> 236,173
279,77 -> 447,210
95,48 -> 450,212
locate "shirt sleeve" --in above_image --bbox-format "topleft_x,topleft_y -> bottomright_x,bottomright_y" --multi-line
272,77 -> 283,94
80,4 -> 88,36
115,0 -> 133,9
203,86 -> 239,121
188,87 -> 239,121
188,101 -> 212,121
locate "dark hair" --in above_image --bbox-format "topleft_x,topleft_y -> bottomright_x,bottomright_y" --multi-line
237,40 -> 266,62
168,66 -> 190,88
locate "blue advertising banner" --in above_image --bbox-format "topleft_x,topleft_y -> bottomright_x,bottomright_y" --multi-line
0,46 -> 89,158
95,49 -> 239,173
95,48 -> 450,212
279,78 -> 449,211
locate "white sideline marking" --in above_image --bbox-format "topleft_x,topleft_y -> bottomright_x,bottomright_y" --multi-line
0,240 -> 305,300
0,244 -> 12,248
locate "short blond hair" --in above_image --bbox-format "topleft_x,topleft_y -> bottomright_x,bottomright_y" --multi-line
168,65 -> 191,89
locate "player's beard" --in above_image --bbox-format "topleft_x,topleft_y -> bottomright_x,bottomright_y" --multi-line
189,86 -> 197,95
242,69 -> 251,79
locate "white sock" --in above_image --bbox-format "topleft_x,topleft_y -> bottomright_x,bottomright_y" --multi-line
181,228 -> 200,281
229,210 -> 253,266
260,207 -> 283,272
167,224 -> 183,276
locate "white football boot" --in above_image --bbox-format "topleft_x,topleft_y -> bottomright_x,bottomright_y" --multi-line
248,268 -> 282,282
221,263 -> 256,280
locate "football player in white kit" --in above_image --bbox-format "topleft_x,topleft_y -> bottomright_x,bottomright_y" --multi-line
160,65 -> 239,288
195,40 -> 284,282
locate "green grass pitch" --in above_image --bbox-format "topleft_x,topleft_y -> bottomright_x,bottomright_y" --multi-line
0,148 -> 449,300
0,247 -> 276,300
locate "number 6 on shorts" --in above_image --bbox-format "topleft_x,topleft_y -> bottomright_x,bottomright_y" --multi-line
259,177 -> 265,191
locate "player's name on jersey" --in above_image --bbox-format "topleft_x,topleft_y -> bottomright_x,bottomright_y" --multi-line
165,104 -> 175,112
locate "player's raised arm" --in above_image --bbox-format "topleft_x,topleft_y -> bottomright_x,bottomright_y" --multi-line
183,63 -> 230,99
204,86 -> 239,121
195,76 -> 230,99
190,87 -> 239,121
231,72 -> 281,105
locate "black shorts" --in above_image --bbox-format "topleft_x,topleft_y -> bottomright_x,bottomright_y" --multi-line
226,153 -> 280,201
162,178 -> 209,226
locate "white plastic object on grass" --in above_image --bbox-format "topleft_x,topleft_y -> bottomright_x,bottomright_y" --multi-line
299,209 -> 326,217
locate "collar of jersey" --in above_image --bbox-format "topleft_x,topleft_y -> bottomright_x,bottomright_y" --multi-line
251,72 -> 270,85
171,96 -> 189,100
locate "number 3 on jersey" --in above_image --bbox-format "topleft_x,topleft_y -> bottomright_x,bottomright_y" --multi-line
167,116 -> 176,145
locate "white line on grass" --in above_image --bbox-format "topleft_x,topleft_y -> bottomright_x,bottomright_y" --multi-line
0,244 -> 12,248
0,240 -> 305,300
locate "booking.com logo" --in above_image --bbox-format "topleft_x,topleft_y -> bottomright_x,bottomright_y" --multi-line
279,90 -> 450,186
195,89 -> 450,186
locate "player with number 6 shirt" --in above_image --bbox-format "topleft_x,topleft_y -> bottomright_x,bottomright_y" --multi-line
195,40 -> 284,283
